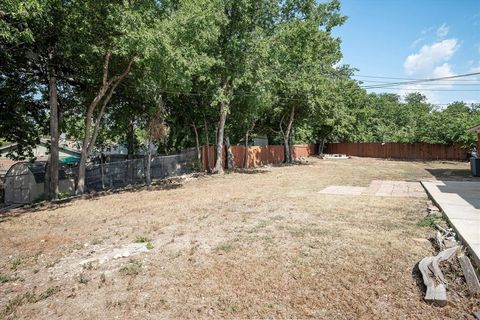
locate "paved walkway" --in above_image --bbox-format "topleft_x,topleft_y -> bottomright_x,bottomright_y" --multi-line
421,180 -> 480,266
319,180 -> 425,198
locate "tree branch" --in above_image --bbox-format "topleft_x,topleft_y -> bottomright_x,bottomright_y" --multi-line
87,56 -> 135,154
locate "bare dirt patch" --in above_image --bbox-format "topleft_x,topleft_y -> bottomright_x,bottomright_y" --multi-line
0,158 -> 478,319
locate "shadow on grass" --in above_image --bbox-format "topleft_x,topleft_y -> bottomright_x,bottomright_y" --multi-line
231,168 -> 270,175
411,261 -> 427,298
0,178 -> 185,224
425,168 -> 478,181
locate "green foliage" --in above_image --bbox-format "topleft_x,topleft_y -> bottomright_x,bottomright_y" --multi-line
10,257 -> 22,271
134,236 -> 150,243
417,214 -> 442,227
2,0 -> 476,165
120,259 -> 143,276
0,275 -> 12,283
334,93 -> 480,146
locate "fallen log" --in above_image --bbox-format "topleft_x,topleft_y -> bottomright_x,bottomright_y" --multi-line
418,246 -> 460,307
430,246 -> 459,286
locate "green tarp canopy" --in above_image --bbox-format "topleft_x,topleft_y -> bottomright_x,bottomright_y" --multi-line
60,156 -> 79,164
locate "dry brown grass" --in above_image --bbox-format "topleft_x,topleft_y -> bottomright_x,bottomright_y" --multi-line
0,157 -> 478,319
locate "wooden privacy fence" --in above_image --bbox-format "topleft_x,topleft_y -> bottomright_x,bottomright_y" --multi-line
201,144 -> 316,171
325,143 -> 468,161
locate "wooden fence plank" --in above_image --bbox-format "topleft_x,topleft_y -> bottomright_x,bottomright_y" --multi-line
325,143 -> 467,161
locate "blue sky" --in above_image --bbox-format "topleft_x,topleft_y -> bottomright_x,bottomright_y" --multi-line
334,0 -> 480,105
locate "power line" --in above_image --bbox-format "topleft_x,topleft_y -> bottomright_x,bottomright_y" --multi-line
358,80 -> 480,86
360,72 -> 480,89
363,87 -> 479,92
355,74 -> 480,82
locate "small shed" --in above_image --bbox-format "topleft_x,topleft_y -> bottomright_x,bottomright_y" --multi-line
4,162 -> 75,204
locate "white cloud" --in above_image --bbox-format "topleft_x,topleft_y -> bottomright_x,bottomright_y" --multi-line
410,37 -> 425,48
404,39 -> 459,76
436,23 -> 449,38
471,65 -> 480,73
397,84 -> 439,104
432,63 -> 455,78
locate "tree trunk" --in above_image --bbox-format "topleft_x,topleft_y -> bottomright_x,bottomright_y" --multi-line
225,136 -> 234,170
192,122 -> 201,169
145,140 -> 152,186
283,105 -> 295,163
76,53 -> 134,194
212,82 -> 228,174
127,121 -> 135,157
318,137 -> 326,155
127,122 -> 134,183
203,116 -> 210,171
48,46 -> 59,200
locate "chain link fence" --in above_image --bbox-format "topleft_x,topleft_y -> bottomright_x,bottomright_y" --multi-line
2,148 -> 198,204
85,149 -> 197,191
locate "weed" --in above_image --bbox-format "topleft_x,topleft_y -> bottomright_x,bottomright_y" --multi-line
135,236 -> 153,249
198,214 -> 209,221
32,251 -> 42,263
169,250 -> 182,259
2,295 -> 25,318
120,259 -> 143,276
36,286 -> 60,301
91,238 -> 103,245
82,261 -> 96,270
10,257 -> 22,271
0,275 -> 12,283
135,236 -> 151,243
1,287 -> 60,318
262,235 -> 274,243
78,272 -> 89,284
58,191 -> 73,199
418,214 -> 442,227
214,242 -> 234,253
100,273 -> 106,284
45,259 -> 60,269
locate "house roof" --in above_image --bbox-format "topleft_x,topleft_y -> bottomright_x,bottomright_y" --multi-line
0,139 -> 81,156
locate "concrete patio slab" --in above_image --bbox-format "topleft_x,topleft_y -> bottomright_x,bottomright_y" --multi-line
421,180 -> 480,267
318,186 -> 366,195
319,180 -> 425,198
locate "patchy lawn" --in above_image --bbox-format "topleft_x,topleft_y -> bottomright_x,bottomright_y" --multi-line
0,158 -> 478,319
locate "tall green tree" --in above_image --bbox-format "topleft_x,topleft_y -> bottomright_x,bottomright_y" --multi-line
268,0 -> 346,162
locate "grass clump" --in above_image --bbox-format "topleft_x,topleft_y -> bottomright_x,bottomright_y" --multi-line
134,236 -> 154,249
82,261 -> 97,271
146,241 -> 154,250
214,241 -> 234,253
418,214 -> 442,227
10,257 -> 22,271
78,272 -> 89,284
134,236 -> 151,243
1,287 -> 60,318
36,286 -> 60,301
0,275 -> 12,283
120,259 -> 143,276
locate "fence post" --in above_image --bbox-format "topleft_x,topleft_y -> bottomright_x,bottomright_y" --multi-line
100,163 -> 105,190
